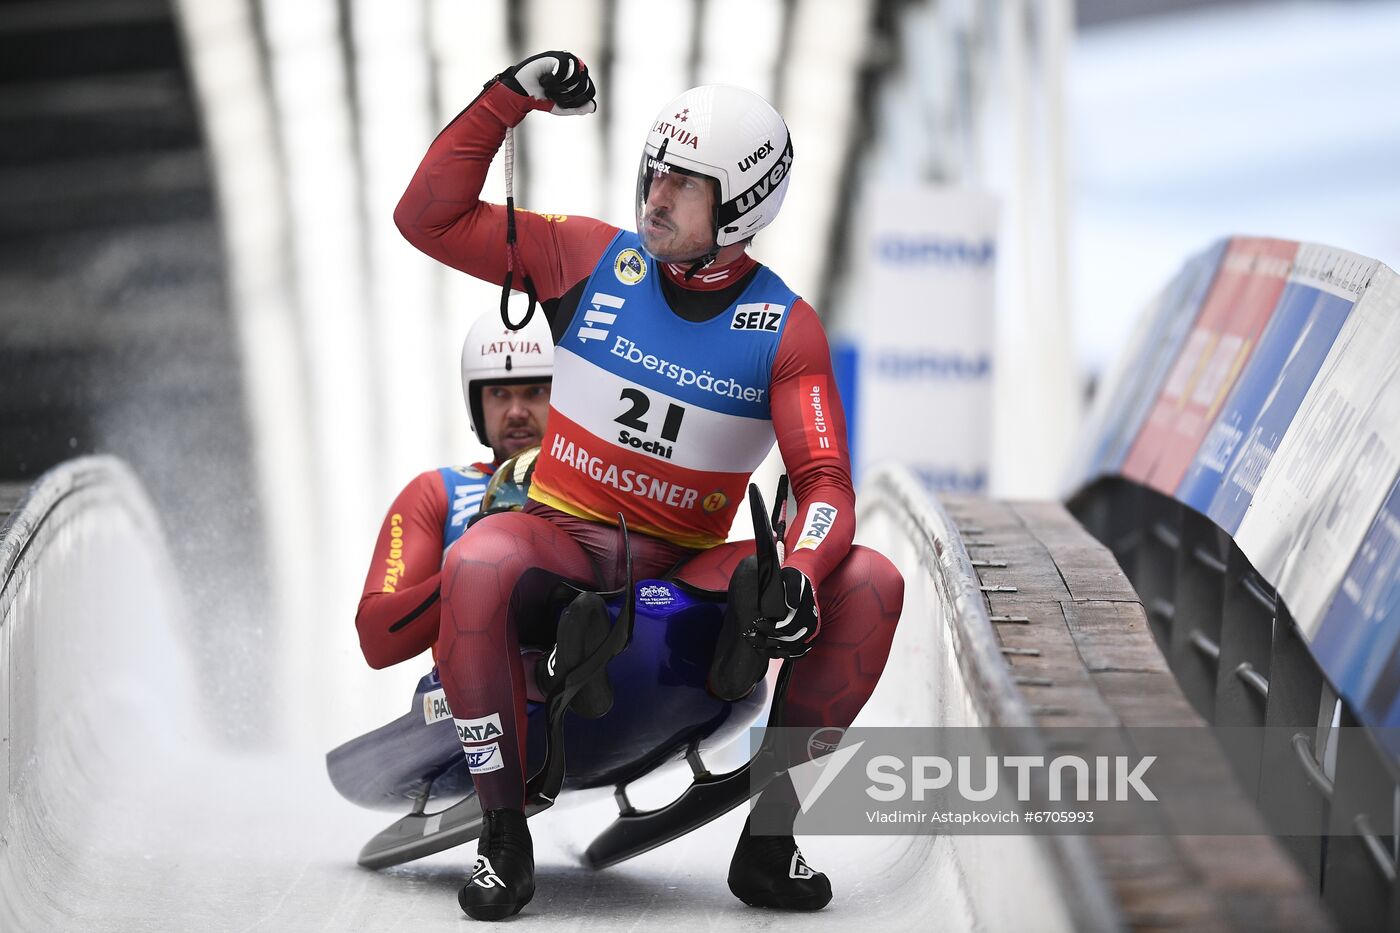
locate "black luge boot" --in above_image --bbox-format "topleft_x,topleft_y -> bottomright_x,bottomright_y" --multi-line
727,814 -> 832,911
536,592 -> 613,718
459,808 -> 535,921
708,556 -> 769,701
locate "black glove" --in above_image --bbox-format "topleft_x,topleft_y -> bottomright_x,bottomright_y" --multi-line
745,567 -> 819,659
498,51 -> 596,115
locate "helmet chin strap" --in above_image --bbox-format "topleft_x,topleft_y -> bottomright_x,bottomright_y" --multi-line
682,245 -> 720,280
684,180 -> 724,279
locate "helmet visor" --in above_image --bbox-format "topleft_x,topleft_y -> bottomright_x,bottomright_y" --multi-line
635,145 -> 720,251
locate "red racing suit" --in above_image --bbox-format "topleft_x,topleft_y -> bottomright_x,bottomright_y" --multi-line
355,463 -> 495,669
395,79 -> 903,810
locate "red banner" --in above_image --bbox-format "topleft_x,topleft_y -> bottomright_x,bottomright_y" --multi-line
1120,237 -> 1297,490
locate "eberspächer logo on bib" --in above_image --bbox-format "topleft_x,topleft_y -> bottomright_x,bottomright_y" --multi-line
609,336 -> 766,403
577,292 -> 625,343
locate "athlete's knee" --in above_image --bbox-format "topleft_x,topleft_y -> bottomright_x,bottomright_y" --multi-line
823,546 -> 903,613
673,540 -> 752,592
862,547 -> 904,616
440,519 -> 533,599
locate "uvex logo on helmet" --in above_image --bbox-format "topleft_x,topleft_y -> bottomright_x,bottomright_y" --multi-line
721,137 -> 793,226
738,140 -> 774,172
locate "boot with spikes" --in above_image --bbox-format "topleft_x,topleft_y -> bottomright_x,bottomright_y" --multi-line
727,814 -> 832,911
458,808 -> 535,921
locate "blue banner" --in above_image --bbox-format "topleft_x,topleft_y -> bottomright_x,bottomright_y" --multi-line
1312,477 -> 1400,748
1176,282 -> 1357,529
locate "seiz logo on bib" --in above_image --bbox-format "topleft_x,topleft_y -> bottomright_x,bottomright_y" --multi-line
455,713 -> 504,744
731,302 -> 784,332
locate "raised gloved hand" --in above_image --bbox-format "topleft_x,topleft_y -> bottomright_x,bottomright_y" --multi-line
746,567 -> 819,659
498,51 -> 597,115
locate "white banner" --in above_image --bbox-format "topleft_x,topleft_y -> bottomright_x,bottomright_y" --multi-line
1237,265 -> 1400,635
855,186 -> 998,493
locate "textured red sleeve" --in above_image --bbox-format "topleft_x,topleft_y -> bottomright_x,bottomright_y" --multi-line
355,472 -> 450,670
393,80 -> 620,300
769,300 -> 857,592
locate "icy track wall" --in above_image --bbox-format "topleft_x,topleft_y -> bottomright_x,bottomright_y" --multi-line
857,464 -> 1118,933
0,457 -> 190,931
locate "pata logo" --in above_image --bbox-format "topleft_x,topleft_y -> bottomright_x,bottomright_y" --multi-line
806,506 -> 837,539
796,502 -> 839,551
422,689 -> 453,725
455,712 -> 504,744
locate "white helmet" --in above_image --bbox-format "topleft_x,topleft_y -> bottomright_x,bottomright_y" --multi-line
460,311 -> 553,447
637,85 -> 793,251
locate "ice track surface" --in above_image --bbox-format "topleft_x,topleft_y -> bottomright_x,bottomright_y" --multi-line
1,459 -> 1095,931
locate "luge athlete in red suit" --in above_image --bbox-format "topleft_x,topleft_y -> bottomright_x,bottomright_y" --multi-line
395,51 -> 904,921
355,311 -> 553,671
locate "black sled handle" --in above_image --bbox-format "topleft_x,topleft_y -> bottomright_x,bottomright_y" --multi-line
748,484 -> 787,623
526,513 -> 635,804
